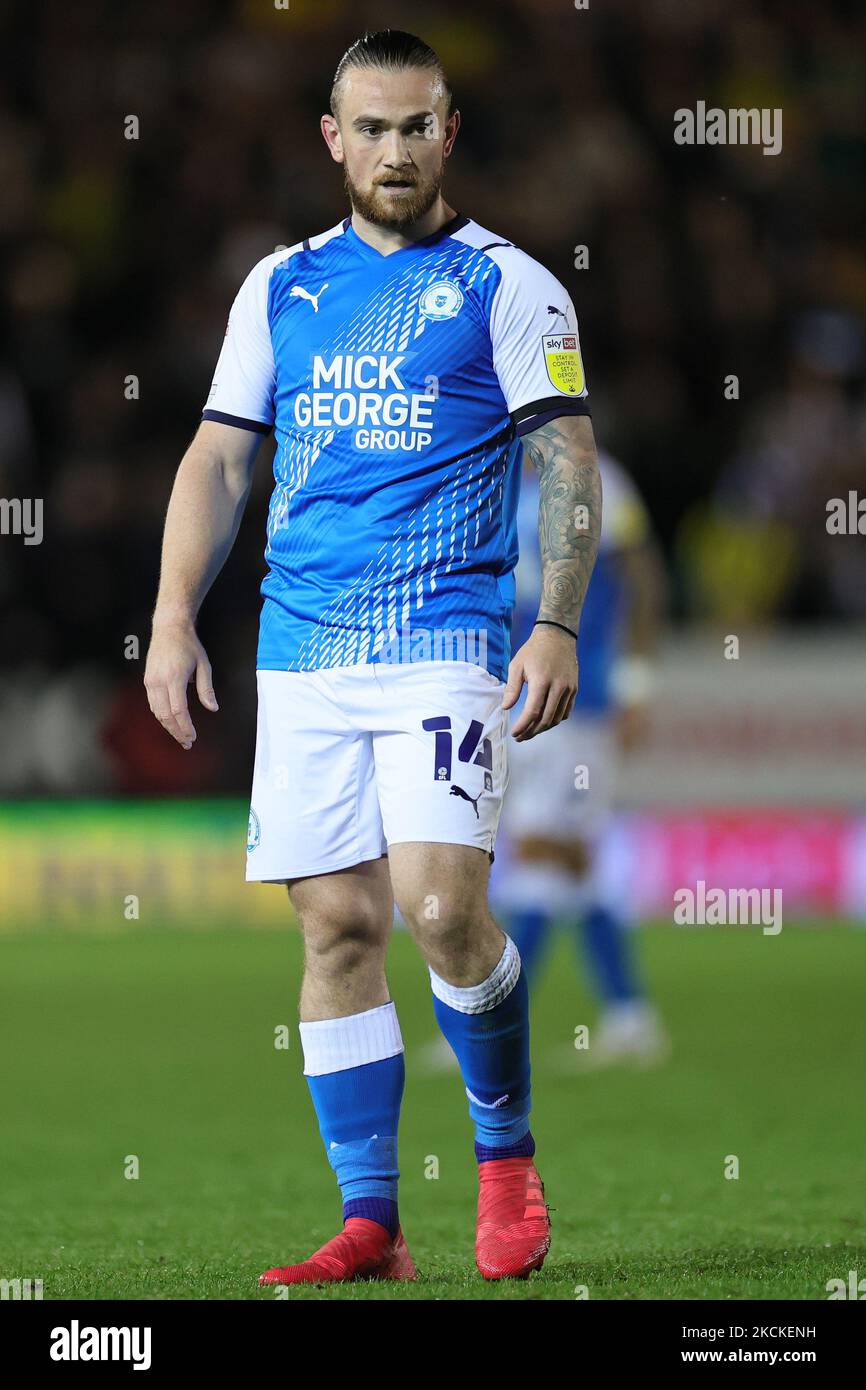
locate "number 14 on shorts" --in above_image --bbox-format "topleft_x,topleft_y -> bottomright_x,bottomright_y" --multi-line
422,716 -> 494,790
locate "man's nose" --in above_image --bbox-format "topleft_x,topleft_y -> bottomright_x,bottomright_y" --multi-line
381,130 -> 412,166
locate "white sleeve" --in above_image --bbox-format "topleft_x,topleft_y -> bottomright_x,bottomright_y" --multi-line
489,253 -> 590,437
202,256 -> 276,433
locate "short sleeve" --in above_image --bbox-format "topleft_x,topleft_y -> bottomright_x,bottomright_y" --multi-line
489,254 -> 591,437
201,257 -> 276,434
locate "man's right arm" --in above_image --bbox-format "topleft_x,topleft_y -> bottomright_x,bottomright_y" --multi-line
144,419 -> 265,750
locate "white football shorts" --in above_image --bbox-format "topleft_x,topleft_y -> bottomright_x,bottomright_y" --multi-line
246,660 -> 509,881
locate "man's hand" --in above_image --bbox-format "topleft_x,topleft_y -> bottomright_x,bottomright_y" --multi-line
144,616 -> 219,750
142,420 -> 261,749
502,623 -> 578,741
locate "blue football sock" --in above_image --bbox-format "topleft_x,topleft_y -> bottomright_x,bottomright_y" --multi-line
299,1002 -> 404,1237
429,935 -> 534,1163
508,906 -> 553,984
578,902 -> 643,1004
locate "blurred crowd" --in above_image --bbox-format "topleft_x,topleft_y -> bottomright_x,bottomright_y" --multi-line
1,0 -> 864,793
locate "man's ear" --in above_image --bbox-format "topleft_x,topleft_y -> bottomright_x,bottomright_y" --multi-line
443,109 -> 461,158
320,113 -> 344,164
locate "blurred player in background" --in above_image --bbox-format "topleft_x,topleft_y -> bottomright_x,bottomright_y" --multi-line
503,451 -> 671,1066
420,451 -> 669,1071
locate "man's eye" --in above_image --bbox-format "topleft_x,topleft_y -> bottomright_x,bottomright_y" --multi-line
361,126 -> 381,136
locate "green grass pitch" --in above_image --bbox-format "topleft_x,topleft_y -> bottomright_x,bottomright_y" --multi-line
1,922 -> 864,1300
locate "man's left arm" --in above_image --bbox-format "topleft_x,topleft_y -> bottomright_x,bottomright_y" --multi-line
503,414 -> 602,740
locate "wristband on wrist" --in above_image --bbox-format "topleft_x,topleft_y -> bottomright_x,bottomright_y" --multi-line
534,619 -> 578,641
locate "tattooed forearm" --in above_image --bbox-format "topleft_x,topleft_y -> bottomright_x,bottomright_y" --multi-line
522,414 -> 602,633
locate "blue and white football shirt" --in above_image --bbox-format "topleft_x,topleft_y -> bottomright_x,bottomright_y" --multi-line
202,213 -> 591,682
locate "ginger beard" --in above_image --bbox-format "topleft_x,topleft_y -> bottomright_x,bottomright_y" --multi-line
343,157 -> 444,230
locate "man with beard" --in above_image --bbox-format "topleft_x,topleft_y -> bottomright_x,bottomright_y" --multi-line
144,29 -> 600,1285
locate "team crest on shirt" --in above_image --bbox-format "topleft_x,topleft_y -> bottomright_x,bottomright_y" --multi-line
542,333 -> 586,395
419,279 -> 464,320
247,808 -> 260,852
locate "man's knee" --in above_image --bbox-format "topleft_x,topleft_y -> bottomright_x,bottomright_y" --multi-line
307,923 -> 382,981
291,877 -> 390,980
401,891 -> 498,982
400,889 -> 479,939
391,845 -> 488,934
388,843 -> 502,982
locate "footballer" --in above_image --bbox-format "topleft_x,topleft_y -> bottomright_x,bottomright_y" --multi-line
144,29 -> 601,1284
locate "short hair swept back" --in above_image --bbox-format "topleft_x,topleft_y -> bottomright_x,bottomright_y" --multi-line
330,29 -> 453,119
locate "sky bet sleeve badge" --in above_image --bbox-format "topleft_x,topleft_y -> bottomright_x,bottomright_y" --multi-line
542,333 -> 586,394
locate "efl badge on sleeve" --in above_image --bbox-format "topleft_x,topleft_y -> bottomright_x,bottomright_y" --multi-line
542,334 -> 585,394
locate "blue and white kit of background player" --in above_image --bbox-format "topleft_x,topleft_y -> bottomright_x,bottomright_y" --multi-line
498,451 -> 649,918
202,214 -> 591,883
488,452 -> 667,1060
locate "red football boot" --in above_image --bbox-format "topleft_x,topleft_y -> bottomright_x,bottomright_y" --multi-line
475,1156 -> 551,1280
258,1218 -> 416,1286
